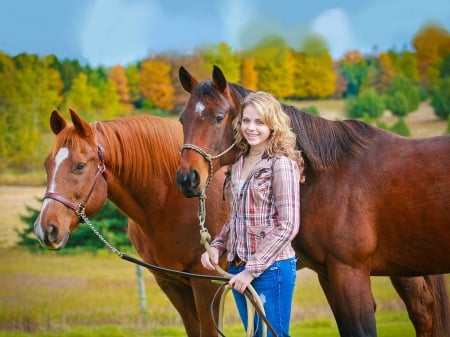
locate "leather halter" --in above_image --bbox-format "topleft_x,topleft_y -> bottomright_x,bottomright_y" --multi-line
44,145 -> 107,219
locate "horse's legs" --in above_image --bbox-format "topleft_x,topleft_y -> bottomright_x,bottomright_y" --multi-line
153,276 -> 203,337
319,263 -> 377,337
154,275 -> 222,337
191,278 -> 224,337
391,275 -> 450,337
390,276 -> 433,337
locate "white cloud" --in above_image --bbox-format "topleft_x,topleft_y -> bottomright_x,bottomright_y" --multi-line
311,8 -> 354,58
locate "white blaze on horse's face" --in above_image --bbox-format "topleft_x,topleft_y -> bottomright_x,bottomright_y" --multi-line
35,147 -> 70,237
195,102 -> 205,118
50,147 -> 69,193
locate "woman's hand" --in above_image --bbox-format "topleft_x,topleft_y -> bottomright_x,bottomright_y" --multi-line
200,247 -> 219,270
229,269 -> 255,294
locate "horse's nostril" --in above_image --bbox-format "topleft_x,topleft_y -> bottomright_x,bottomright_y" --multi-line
48,224 -> 59,243
190,170 -> 199,189
176,170 -> 200,189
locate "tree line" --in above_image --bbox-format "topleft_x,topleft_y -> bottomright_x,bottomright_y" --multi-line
1,22 -> 450,172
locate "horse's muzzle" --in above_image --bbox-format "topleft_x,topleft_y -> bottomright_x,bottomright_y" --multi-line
176,169 -> 201,198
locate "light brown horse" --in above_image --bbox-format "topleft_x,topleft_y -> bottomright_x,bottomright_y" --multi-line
34,109 -> 231,337
175,65 -> 450,337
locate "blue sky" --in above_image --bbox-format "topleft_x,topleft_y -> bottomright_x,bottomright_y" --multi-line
1,0 -> 449,67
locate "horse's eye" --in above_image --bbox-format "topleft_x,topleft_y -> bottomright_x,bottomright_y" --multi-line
213,116 -> 224,124
74,163 -> 86,172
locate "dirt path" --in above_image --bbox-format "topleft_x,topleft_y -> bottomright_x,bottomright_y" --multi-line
0,185 -> 45,247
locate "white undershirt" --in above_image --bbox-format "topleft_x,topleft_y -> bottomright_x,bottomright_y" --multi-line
237,179 -> 245,195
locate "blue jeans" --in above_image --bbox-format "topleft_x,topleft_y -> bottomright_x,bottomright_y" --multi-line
228,257 -> 297,337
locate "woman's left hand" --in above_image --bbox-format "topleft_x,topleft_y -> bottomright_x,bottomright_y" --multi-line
229,269 -> 255,294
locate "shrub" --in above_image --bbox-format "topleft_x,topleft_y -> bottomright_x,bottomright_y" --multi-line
430,77 -> 450,120
384,92 -> 409,117
345,89 -> 385,119
303,105 -> 319,116
389,118 -> 411,137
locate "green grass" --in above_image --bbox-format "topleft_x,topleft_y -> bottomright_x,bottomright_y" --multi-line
0,247 -> 431,336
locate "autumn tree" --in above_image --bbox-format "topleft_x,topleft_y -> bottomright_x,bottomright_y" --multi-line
0,53 -> 63,170
139,58 -> 175,111
124,63 -> 142,108
108,64 -> 132,114
376,52 -> 395,92
338,50 -> 370,97
292,52 -> 336,99
240,57 -> 258,90
64,72 -> 100,120
413,23 -> 450,86
249,35 -> 294,98
199,42 -> 241,83
96,80 -> 124,120
388,51 -> 420,83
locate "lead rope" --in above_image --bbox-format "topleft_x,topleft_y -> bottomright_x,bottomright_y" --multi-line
79,195 -> 273,336
182,141 -> 275,336
198,193 -> 273,337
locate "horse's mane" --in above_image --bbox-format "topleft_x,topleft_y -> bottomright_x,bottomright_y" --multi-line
52,115 -> 182,189
229,83 -> 377,171
95,115 -> 183,187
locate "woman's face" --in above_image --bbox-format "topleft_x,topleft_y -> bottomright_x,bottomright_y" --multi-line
240,104 -> 271,152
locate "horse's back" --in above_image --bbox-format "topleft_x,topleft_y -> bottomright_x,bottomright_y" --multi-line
298,133 -> 450,276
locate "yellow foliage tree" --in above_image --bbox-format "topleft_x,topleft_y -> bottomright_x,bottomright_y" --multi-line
139,58 -> 175,111
292,52 -> 336,98
240,57 -> 258,90
250,36 -> 295,97
199,42 -> 241,83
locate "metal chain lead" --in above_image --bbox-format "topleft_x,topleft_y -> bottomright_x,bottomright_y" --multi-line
77,208 -> 122,257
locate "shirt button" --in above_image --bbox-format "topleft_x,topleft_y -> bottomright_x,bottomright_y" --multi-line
260,231 -> 265,237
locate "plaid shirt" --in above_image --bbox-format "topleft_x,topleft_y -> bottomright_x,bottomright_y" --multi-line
211,154 -> 300,277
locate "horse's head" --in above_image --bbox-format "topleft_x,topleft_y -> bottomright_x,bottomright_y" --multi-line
34,109 -> 108,250
176,65 -> 241,197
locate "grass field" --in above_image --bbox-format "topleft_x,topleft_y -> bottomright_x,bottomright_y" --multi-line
0,248 -> 422,337
0,100 -> 448,336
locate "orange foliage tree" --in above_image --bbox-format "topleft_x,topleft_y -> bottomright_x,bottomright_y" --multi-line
139,58 -> 175,111
108,65 -> 133,113
240,57 -> 258,90
413,23 -> 450,85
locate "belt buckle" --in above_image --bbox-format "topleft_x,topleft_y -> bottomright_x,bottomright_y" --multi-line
233,256 -> 245,267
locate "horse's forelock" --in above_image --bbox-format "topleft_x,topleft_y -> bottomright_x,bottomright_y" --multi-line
51,125 -> 96,159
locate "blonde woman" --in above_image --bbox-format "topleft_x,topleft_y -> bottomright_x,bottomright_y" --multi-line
201,91 -> 304,337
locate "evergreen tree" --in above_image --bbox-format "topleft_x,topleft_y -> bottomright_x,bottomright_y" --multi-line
18,199 -> 130,252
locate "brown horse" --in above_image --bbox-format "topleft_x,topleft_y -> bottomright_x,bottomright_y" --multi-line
34,109 -> 231,337
175,65 -> 450,337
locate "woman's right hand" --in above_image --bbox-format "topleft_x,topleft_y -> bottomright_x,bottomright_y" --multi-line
201,247 -> 219,270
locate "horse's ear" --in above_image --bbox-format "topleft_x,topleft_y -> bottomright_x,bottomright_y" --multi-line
69,108 -> 93,138
179,66 -> 198,93
50,110 -> 67,135
212,65 -> 227,93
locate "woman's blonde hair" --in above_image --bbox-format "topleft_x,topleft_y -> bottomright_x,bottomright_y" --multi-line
233,91 -> 305,179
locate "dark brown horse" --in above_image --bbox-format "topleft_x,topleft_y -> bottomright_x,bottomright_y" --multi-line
34,109 -> 231,337
175,65 -> 450,337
